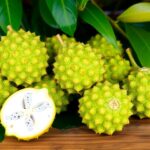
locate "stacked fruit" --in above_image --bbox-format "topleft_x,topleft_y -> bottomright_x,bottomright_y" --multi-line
0,27 -> 149,140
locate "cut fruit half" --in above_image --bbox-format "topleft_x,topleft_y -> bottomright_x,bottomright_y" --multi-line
0,88 -> 56,140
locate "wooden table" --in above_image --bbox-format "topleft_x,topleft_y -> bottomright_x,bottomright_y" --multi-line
1,119 -> 150,150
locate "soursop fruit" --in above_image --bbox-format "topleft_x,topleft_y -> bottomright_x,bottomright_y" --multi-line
0,26 -> 49,86
104,55 -> 131,83
34,76 -> 69,114
46,34 -> 76,63
124,67 -> 150,119
0,88 -> 56,140
0,77 -> 17,107
79,81 -> 133,135
53,42 -> 105,93
88,34 -> 123,58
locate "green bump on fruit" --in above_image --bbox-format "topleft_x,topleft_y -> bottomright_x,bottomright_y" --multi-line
34,76 -> 69,114
104,55 -> 131,82
0,26 -> 49,86
45,34 -> 76,62
124,67 -> 150,118
53,42 -> 105,93
88,34 -> 123,58
0,77 -> 17,107
79,82 -> 132,135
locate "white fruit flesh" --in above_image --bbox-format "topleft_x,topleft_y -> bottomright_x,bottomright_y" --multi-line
0,88 -> 56,140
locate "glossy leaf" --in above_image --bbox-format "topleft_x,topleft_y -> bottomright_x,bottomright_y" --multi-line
80,1 -> 118,48
39,0 -> 58,28
118,2 -> 150,23
0,124 -> 5,142
125,23 -> 150,67
46,0 -> 77,36
0,0 -> 22,32
77,0 -> 89,11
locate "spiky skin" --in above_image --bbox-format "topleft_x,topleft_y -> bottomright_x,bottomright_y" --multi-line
88,34 -> 123,58
104,55 -> 131,83
0,78 -> 17,107
45,34 -> 76,61
124,67 -> 150,118
0,27 -> 49,86
79,82 -> 132,135
53,42 -> 105,93
34,76 -> 69,114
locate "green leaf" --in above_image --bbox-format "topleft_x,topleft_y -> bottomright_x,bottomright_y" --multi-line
77,0 -> 89,11
0,0 -> 22,32
0,124 -> 5,142
118,2 -> 150,23
79,1 -> 117,48
46,0 -> 77,36
39,0 -> 58,28
125,23 -> 150,67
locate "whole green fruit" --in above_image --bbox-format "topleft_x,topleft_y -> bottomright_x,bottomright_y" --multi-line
0,26 -> 48,86
79,81 -> 133,135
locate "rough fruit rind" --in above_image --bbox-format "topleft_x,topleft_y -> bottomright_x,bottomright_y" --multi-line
34,76 -> 69,114
79,82 -> 133,135
0,77 -> 17,107
54,42 -> 105,93
88,34 -> 123,58
0,26 -> 49,86
104,55 -> 131,83
124,67 -> 150,118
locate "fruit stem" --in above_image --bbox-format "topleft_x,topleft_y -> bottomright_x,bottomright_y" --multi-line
56,34 -> 64,46
108,18 -> 128,39
7,25 -> 13,31
126,48 -> 139,68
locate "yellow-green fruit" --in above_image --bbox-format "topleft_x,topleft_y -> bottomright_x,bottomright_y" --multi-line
124,67 -> 150,118
34,76 -> 69,114
104,55 -> 131,83
53,42 -> 105,93
0,26 -> 49,86
45,34 -> 76,61
0,78 -> 17,107
79,82 -> 133,135
88,34 -> 123,58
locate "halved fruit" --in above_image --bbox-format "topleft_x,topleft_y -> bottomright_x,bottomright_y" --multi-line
0,88 -> 56,140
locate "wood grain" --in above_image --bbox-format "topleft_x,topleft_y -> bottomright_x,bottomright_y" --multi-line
1,119 -> 150,150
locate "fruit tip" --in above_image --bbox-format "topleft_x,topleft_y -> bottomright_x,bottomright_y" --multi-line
7,25 -> 13,31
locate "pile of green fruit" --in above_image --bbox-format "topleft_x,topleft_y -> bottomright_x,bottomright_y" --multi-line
0,27 -> 149,140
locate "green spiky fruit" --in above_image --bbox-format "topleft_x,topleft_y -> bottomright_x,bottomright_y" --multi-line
53,42 -> 105,93
88,34 -> 123,58
79,82 -> 132,135
0,77 -> 17,107
104,55 -> 131,83
124,67 -> 150,119
34,76 -> 69,114
45,34 -> 76,61
0,26 -> 49,86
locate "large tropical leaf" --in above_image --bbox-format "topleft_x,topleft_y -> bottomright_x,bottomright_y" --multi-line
0,0 -> 22,32
125,23 -> 150,67
46,0 -> 77,36
39,0 -> 58,28
118,2 -> 150,23
80,1 -> 118,48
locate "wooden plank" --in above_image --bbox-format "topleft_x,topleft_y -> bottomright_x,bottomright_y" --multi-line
1,119 -> 150,150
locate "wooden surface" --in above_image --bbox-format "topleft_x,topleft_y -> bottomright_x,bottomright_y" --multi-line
1,119 -> 150,150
